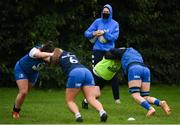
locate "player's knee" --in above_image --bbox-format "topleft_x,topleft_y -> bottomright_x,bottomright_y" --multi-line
131,93 -> 141,99
95,91 -> 100,99
86,96 -> 96,103
129,87 -> 141,100
86,96 -> 93,101
96,93 -> 100,98
95,86 -> 101,98
20,90 -> 28,97
66,95 -> 75,102
67,98 -> 75,103
143,96 -> 149,100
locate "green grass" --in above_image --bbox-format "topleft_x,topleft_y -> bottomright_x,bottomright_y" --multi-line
0,85 -> 180,124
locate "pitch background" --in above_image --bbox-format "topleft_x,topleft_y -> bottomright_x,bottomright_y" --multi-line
0,85 -> 179,124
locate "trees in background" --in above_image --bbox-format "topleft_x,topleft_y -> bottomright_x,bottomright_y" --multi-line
0,0 -> 179,87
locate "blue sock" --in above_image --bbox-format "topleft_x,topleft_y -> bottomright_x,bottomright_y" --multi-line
140,101 -> 151,110
154,99 -> 160,106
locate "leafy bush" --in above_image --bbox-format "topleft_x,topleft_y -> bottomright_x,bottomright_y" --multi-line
0,0 -> 179,87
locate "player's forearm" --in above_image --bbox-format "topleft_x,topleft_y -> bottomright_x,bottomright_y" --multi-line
35,52 -> 53,59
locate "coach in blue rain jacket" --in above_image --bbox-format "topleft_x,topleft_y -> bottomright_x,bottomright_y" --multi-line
84,4 -> 120,108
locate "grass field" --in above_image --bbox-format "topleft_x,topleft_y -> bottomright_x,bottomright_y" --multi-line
0,85 -> 180,124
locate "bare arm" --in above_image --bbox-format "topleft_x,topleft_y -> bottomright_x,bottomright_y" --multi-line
29,47 -> 53,59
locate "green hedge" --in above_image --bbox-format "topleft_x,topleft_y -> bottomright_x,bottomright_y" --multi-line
0,0 -> 179,87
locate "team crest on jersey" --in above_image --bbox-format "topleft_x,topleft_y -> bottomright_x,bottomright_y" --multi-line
32,63 -> 45,71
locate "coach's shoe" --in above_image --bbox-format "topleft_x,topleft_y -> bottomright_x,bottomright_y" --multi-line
100,113 -> 108,122
146,107 -> 156,117
12,111 -> 20,119
115,99 -> 121,104
82,100 -> 88,109
160,100 -> 171,115
76,117 -> 83,122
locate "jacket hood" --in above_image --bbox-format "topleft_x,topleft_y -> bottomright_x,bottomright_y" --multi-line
101,4 -> 113,21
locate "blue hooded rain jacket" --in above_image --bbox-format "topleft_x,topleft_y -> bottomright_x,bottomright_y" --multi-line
84,4 -> 120,51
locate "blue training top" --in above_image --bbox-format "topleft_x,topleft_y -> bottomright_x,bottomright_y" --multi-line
121,48 -> 144,74
59,51 -> 85,75
18,46 -> 44,74
84,4 -> 119,51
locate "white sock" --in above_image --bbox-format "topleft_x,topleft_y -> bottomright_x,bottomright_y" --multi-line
84,99 -> 88,103
75,112 -> 81,119
99,110 -> 106,117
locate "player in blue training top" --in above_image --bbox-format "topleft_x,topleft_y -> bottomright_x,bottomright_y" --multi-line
12,41 -> 55,119
51,48 -> 107,122
104,47 -> 171,117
